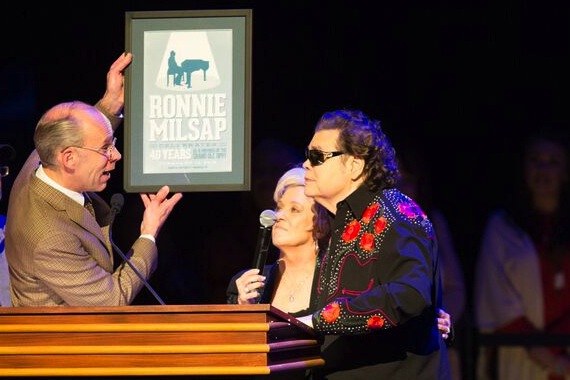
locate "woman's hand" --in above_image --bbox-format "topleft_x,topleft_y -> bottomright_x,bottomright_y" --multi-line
437,308 -> 453,341
235,268 -> 266,304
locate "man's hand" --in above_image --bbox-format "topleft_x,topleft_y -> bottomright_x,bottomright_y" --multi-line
100,52 -> 133,117
139,185 -> 183,239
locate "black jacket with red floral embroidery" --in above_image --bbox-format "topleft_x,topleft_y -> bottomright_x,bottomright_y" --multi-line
310,186 -> 450,379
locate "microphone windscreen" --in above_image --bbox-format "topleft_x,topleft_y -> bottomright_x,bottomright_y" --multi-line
110,193 -> 125,213
259,209 -> 276,228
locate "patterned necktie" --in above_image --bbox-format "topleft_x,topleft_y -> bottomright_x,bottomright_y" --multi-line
84,193 -> 95,218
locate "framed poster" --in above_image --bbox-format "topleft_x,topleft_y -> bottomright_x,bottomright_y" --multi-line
124,9 -> 252,192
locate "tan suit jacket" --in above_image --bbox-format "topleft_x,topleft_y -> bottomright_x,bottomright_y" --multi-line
5,107 -> 158,306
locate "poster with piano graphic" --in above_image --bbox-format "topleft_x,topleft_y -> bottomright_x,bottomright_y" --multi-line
124,10 -> 252,193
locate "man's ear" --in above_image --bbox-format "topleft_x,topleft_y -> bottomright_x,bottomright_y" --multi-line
59,148 -> 77,170
350,156 -> 365,180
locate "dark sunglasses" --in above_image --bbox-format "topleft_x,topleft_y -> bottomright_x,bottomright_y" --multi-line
305,149 -> 345,166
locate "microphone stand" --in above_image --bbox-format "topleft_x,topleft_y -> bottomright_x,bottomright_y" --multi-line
110,239 -> 165,305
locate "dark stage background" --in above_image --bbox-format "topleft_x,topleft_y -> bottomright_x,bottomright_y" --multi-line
1,1 -> 569,376
2,0 -> 569,307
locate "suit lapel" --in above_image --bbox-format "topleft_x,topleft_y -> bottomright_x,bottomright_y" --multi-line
30,176 -> 109,250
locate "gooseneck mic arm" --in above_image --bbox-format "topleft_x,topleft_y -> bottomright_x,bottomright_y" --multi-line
109,193 -> 165,305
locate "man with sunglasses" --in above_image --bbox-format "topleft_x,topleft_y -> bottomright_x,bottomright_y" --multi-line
298,109 -> 450,379
4,53 -> 183,307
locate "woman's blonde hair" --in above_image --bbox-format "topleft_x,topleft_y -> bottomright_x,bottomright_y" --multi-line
273,167 -> 330,243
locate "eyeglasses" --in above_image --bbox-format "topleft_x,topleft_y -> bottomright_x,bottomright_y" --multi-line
305,148 -> 345,166
68,137 -> 117,161
0,166 -> 8,177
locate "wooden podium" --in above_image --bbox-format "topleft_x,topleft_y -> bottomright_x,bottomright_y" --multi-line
0,304 -> 324,377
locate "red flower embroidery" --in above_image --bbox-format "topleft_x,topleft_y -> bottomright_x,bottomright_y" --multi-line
374,216 -> 387,234
321,302 -> 341,323
342,220 -> 361,242
360,233 -> 375,251
367,315 -> 385,329
361,203 -> 380,223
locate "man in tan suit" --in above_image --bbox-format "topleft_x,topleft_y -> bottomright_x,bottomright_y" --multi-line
5,53 -> 183,306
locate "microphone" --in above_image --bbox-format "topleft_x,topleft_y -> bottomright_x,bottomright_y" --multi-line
109,193 -> 124,229
108,193 -> 165,305
252,209 -> 277,274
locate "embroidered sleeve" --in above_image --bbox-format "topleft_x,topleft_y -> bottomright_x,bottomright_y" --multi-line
313,298 -> 396,333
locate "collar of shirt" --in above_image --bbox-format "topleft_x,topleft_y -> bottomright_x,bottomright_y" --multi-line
336,185 -> 378,221
35,165 -> 85,206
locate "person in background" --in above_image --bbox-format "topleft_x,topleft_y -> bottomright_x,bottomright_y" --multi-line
396,144 -> 467,380
296,109 -> 449,379
5,52 -> 183,307
227,166 -> 453,379
475,129 -> 570,380
0,144 -> 16,307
